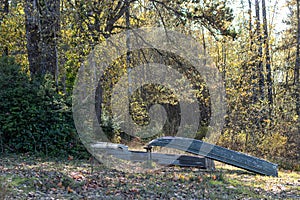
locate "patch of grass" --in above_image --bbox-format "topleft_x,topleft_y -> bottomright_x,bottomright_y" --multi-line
234,186 -> 261,198
0,174 -> 36,200
5,175 -> 36,193
226,177 -> 242,186
0,177 -> 9,200
209,180 -> 224,186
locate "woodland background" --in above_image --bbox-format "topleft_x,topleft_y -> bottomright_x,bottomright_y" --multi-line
0,0 -> 299,170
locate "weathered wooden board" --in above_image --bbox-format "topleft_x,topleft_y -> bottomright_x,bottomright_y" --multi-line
147,136 -> 278,177
90,142 -> 214,169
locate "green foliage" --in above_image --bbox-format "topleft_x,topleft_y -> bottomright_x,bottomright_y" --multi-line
195,126 -> 208,140
101,110 -> 121,143
0,57 -> 87,157
0,1 -> 27,65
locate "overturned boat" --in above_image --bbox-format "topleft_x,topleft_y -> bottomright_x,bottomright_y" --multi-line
148,136 -> 278,177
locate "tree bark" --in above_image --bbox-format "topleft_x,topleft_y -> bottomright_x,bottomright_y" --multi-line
2,0 -> 9,56
295,0 -> 300,128
201,27 -> 207,66
255,0 -> 265,100
125,0 -> 132,95
24,0 -> 41,76
222,39 -> 226,86
262,0 -> 273,114
248,0 -> 257,104
39,0 -> 60,78
24,0 -> 60,79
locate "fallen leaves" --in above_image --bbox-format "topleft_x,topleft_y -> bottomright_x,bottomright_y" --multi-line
197,175 -> 203,183
0,155 -> 299,200
67,186 -> 74,193
57,182 -> 63,188
70,171 -> 85,181
68,155 -> 74,161
212,175 -> 217,180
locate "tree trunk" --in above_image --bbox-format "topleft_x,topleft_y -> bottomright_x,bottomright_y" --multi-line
39,0 -> 60,79
255,0 -> 265,100
1,0 -> 9,56
24,0 -> 41,76
246,0 -> 253,150
262,0 -> 273,115
222,39 -> 226,86
201,27 -> 207,66
249,0 -> 257,103
295,0 -> 300,131
24,0 -> 60,79
125,0 -> 132,95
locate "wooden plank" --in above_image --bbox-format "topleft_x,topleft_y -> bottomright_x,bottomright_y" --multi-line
147,136 -> 278,176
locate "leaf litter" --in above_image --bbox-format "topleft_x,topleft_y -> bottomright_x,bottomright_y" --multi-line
0,154 -> 299,199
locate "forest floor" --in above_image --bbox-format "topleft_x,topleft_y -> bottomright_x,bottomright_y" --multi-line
0,154 -> 299,200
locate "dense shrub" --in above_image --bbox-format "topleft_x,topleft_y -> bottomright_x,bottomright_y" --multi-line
0,57 -> 87,157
